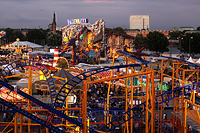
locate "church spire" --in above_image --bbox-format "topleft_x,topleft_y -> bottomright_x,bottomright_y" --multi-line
52,12 -> 56,25
52,12 -> 56,32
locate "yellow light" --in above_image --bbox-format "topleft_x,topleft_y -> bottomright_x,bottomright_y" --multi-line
85,47 -> 89,52
95,48 -> 99,53
63,36 -> 68,42
89,45 -> 93,49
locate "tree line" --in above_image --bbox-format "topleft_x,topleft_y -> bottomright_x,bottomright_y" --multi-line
133,29 -> 200,55
2,26 -> 200,55
0,28 -> 62,47
112,26 -> 200,55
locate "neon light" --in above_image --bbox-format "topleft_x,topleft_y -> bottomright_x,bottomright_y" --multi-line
67,18 -> 88,25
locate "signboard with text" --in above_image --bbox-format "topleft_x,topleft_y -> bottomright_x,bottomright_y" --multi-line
67,18 -> 88,25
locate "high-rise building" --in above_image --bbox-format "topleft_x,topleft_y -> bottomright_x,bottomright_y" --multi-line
130,15 -> 150,30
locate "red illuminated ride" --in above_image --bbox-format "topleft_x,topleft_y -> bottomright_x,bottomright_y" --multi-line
60,26 -> 88,65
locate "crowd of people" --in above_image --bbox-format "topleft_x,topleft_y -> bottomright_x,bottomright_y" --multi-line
71,81 -> 126,110
0,105 -> 14,122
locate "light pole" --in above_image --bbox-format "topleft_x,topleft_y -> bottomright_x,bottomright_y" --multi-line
179,37 -> 183,54
189,36 -> 193,57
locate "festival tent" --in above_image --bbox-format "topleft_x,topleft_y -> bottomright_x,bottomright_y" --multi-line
196,58 -> 200,64
35,68 -> 81,92
10,40 -> 43,53
52,68 -> 79,86
11,41 -> 43,49
187,56 -> 194,63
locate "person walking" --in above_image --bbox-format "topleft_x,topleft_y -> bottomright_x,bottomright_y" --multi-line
3,112 -> 6,122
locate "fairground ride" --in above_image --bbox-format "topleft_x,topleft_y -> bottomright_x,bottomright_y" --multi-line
0,51 -> 200,132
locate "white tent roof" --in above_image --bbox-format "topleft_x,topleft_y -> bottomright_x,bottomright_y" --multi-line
187,56 -> 194,63
11,41 -> 43,48
196,58 -> 200,64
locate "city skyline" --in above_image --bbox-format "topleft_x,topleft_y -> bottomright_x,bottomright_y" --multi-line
0,0 -> 200,30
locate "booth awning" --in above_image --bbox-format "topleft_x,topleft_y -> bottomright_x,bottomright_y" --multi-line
11,40 -> 43,48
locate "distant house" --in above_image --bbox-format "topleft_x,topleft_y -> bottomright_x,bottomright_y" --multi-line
125,29 -> 169,37
185,30 -> 200,34
170,27 -> 179,32
21,29 -> 31,36
178,26 -> 196,32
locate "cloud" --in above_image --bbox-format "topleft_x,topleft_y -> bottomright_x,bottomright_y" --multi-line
83,0 -> 114,3
0,0 -> 200,30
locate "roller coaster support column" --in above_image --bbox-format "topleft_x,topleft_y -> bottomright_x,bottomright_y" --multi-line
15,112 -> 18,133
172,63 -> 176,131
145,73 -> 150,133
28,66 -> 32,133
196,70 -> 199,96
124,57 -> 129,133
145,71 -> 155,133
182,67 -> 199,131
150,71 -> 155,132
20,114 -> 23,133
130,62 -> 134,133
105,53 -> 115,129
65,78 -> 68,126
182,67 -> 187,132
82,80 -> 88,133
141,65 -> 145,124
184,101 -> 187,133
159,60 -> 164,132
106,69 -> 114,129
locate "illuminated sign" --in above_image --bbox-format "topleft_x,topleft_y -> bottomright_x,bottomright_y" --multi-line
67,18 -> 88,25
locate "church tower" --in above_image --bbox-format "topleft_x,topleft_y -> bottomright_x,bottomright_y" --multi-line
52,12 -> 56,32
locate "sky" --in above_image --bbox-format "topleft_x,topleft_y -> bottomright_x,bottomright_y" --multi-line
0,0 -> 200,30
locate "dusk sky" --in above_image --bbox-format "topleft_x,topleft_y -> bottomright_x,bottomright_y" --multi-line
0,0 -> 200,30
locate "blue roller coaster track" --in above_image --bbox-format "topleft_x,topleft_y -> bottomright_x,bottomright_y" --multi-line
0,60 -> 57,106
1,51 -> 200,132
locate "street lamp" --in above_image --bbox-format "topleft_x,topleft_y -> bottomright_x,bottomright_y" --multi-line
179,37 -> 183,54
189,36 -> 193,56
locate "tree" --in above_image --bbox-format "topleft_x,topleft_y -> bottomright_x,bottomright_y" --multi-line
113,27 -> 126,34
181,33 -> 200,56
197,26 -> 200,31
169,31 -> 182,40
13,30 -> 26,41
146,31 -> 169,53
3,28 -> 25,43
46,32 -> 62,47
134,33 -> 147,50
55,57 -> 69,69
26,29 -> 46,45
1,28 -> 25,45
1,28 -> 13,44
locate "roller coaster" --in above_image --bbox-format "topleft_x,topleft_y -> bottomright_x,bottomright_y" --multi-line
0,50 -> 200,133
